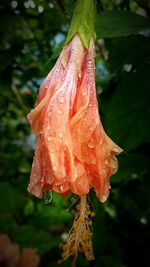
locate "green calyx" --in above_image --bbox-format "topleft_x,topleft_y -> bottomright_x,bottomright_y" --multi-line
65,0 -> 96,49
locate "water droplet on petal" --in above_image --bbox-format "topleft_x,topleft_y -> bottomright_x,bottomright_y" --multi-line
89,126 -> 94,131
82,91 -> 87,96
57,109 -> 63,115
101,168 -> 106,174
105,159 -> 108,165
111,160 -> 117,169
99,139 -> 103,146
50,153 -> 54,158
48,136 -> 53,142
53,166 -> 57,171
100,194 -> 107,203
78,73 -> 82,79
58,95 -> 65,104
58,132 -> 63,138
88,142 -> 95,149
92,159 -> 96,164
43,190 -> 52,204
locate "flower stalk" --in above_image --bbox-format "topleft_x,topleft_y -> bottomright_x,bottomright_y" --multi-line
66,0 -> 96,48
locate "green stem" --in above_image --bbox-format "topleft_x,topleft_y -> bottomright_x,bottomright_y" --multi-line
66,0 -> 96,49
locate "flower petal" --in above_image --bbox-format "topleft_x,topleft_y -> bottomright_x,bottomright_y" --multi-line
27,35 -> 122,202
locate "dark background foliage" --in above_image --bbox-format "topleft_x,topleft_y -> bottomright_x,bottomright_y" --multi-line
0,0 -> 150,266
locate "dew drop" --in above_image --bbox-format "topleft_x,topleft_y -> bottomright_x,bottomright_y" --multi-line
57,109 -> 63,115
32,162 -> 35,168
99,139 -> 103,146
101,168 -> 106,174
89,126 -> 93,131
111,161 -> 116,169
78,73 -> 82,79
57,95 -> 65,104
82,91 -> 87,96
88,142 -> 95,149
105,159 -> 108,165
92,159 -> 96,164
100,194 -> 107,203
53,166 -> 57,171
43,190 -> 52,204
92,106 -> 96,112
58,132 -> 63,138
48,136 -> 53,142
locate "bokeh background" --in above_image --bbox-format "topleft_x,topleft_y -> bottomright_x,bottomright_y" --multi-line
0,0 -> 150,266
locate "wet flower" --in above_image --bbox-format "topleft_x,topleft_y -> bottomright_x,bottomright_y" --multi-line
28,35 -> 122,203
27,34 -> 122,263
27,0 -> 122,264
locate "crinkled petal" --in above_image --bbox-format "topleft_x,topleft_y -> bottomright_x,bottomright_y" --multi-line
27,35 -> 122,202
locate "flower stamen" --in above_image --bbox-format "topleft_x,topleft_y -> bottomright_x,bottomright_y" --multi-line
59,195 -> 95,266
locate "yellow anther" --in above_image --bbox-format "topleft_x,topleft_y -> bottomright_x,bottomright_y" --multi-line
86,210 -> 91,215
60,196 -> 94,265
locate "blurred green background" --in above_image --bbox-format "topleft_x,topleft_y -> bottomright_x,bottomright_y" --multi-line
0,0 -> 150,266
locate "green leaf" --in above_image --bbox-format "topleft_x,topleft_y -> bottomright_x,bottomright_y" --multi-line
32,193 -> 72,226
0,182 -> 27,212
0,214 -> 17,230
106,36 -> 150,71
105,69 -> 150,150
111,154 -> 150,184
11,225 -> 60,255
96,11 -> 150,38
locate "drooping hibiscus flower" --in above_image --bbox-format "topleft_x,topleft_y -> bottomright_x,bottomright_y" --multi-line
27,0 -> 122,264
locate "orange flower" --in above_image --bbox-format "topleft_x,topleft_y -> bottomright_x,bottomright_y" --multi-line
0,235 -> 19,267
27,35 -> 122,203
27,34 -> 122,264
0,235 -> 40,267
